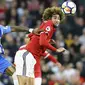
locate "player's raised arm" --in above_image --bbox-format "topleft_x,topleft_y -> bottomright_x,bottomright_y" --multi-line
0,25 -> 43,35
11,26 -> 44,34
0,25 -> 30,34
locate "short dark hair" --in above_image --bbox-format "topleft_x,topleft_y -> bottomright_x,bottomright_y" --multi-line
43,7 -> 65,22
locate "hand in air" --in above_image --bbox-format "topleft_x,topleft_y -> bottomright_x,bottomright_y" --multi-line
56,47 -> 66,53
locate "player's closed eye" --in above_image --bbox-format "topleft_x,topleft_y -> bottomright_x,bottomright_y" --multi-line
53,16 -> 60,20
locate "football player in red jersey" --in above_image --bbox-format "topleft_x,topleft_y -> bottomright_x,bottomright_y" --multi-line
13,7 -> 65,85
25,7 -> 65,85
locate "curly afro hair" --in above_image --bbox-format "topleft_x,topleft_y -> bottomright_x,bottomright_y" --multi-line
43,7 -> 65,22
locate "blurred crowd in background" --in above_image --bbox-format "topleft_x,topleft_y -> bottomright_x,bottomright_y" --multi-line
0,0 -> 85,85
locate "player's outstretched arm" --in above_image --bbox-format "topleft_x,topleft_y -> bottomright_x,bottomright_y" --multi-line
11,26 -> 30,32
43,51 -> 62,68
0,25 -> 43,35
0,25 -> 30,34
11,26 -> 44,34
39,32 -> 65,52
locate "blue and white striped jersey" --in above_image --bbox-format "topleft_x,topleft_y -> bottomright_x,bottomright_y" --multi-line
0,25 -> 11,54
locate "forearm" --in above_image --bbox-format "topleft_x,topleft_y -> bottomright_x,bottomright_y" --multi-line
11,26 -> 30,32
47,54 -> 58,63
43,52 -> 58,63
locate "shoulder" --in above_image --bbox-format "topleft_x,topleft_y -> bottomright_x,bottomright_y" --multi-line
42,20 -> 53,30
44,20 -> 53,30
40,20 -> 53,27
45,20 -> 53,26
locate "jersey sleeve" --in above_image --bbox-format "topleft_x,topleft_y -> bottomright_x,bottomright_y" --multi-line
39,32 -> 56,51
0,25 -> 11,36
42,51 -> 58,63
41,20 -> 53,36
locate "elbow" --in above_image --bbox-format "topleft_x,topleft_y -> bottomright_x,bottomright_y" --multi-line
40,41 -> 46,46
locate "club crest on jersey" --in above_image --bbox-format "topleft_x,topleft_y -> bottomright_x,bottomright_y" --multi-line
46,26 -> 50,31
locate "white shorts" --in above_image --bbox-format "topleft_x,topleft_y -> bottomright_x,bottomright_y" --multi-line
35,78 -> 42,85
14,49 -> 36,78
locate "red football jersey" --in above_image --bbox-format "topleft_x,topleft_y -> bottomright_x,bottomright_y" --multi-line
25,20 -> 57,77
26,20 -> 56,56
40,20 -> 56,39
